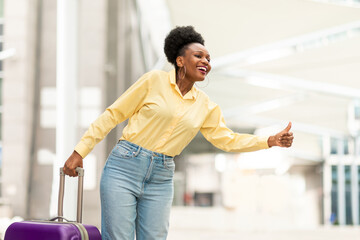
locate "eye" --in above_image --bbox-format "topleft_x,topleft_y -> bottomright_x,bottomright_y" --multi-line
207,58 -> 211,63
194,54 -> 201,58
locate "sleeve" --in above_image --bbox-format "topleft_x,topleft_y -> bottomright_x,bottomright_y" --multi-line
74,72 -> 153,158
200,101 -> 270,153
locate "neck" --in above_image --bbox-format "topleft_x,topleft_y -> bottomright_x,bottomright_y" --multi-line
176,76 -> 194,96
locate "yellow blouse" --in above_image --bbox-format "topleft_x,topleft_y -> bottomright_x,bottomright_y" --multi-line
75,69 -> 269,158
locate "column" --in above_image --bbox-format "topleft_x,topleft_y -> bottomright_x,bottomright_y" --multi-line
322,136 -> 332,225
337,139 -> 346,225
352,137 -> 359,225
50,0 -> 79,220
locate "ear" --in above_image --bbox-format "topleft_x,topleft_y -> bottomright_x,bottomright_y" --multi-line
176,56 -> 184,68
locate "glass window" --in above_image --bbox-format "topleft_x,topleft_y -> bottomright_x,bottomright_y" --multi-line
0,77 -> 2,106
345,165 -> 352,225
331,166 -> 338,224
330,138 -> 349,155
0,110 -> 1,142
358,166 -> 360,223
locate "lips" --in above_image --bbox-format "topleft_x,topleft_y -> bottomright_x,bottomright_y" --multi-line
197,66 -> 207,74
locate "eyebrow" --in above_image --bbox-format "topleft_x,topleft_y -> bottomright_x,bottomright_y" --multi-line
192,50 -> 211,58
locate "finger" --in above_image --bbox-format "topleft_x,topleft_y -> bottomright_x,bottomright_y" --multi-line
71,169 -> 77,177
279,137 -> 293,145
280,136 -> 294,141
280,142 -> 292,148
63,167 -> 71,176
70,167 -> 78,177
280,135 -> 292,140
283,122 -> 292,133
279,134 -> 294,140
63,166 -> 77,177
282,136 -> 294,142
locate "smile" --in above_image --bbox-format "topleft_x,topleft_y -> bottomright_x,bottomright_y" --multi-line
197,66 -> 207,74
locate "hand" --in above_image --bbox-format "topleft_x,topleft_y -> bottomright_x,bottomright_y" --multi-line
63,151 -> 83,177
268,122 -> 294,148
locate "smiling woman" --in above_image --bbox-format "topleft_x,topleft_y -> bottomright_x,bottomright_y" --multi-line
174,43 -> 211,95
63,25 -> 294,240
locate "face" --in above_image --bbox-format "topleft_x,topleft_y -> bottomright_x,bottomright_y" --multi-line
176,43 -> 211,82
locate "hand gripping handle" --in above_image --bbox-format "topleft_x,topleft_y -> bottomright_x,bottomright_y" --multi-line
58,167 -> 84,223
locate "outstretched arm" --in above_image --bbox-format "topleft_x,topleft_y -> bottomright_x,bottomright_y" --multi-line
62,72 -> 154,177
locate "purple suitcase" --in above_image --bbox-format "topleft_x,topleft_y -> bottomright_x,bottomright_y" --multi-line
4,167 -> 101,240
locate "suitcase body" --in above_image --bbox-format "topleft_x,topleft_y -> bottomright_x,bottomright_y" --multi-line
4,221 -> 101,240
4,168 -> 101,240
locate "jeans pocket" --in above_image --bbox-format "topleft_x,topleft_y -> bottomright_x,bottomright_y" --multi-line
111,145 -> 135,159
164,159 -> 175,172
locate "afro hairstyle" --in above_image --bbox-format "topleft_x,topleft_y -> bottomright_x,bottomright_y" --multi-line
164,26 -> 205,68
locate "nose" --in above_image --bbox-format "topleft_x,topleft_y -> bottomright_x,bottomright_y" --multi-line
202,58 -> 211,71
202,57 -> 209,64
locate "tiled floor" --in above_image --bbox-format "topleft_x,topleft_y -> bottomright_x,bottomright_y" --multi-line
167,207 -> 360,240
167,227 -> 360,240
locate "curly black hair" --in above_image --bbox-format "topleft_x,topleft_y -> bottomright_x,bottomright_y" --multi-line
164,26 -> 205,69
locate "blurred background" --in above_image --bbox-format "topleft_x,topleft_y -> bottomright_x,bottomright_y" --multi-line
1,0 -> 360,239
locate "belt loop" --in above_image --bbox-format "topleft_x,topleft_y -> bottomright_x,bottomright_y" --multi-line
134,146 -> 141,157
162,155 -> 166,167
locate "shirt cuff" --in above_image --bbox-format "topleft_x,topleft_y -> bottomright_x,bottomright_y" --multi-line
258,135 -> 270,149
74,141 -> 91,159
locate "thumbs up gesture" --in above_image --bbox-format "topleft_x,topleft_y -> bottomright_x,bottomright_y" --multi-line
268,122 -> 294,148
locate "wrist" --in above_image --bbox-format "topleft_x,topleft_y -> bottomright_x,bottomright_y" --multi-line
73,150 -> 84,159
267,136 -> 276,147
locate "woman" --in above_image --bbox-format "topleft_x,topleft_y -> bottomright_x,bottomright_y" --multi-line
63,26 -> 294,240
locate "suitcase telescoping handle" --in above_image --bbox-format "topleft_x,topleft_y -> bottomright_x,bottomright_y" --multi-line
58,167 -> 84,223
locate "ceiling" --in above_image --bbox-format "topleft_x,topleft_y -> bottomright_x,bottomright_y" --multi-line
147,0 -> 360,160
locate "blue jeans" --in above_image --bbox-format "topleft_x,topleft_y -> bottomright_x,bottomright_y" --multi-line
100,140 -> 175,240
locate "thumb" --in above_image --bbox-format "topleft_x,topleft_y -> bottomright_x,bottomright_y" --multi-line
283,122 -> 292,133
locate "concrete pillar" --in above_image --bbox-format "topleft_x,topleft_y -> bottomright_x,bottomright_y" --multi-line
104,0 -> 119,156
49,0 -> 79,220
322,136 -> 332,225
2,0 -> 38,217
352,137 -> 360,225
337,139 -> 346,225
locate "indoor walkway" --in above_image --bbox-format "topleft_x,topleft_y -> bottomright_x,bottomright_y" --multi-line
168,207 -> 360,240
168,227 -> 360,240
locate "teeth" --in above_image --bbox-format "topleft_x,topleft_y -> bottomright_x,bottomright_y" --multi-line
198,67 -> 207,72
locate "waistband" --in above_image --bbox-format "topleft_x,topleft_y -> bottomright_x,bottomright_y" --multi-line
117,140 -> 173,160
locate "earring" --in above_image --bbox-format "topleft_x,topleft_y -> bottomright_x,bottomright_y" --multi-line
195,74 -> 210,88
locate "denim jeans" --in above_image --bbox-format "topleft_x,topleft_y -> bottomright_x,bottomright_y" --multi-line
100,140 -> 175,240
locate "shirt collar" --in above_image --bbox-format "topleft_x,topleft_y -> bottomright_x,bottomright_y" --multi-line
169,69 -> 197,100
